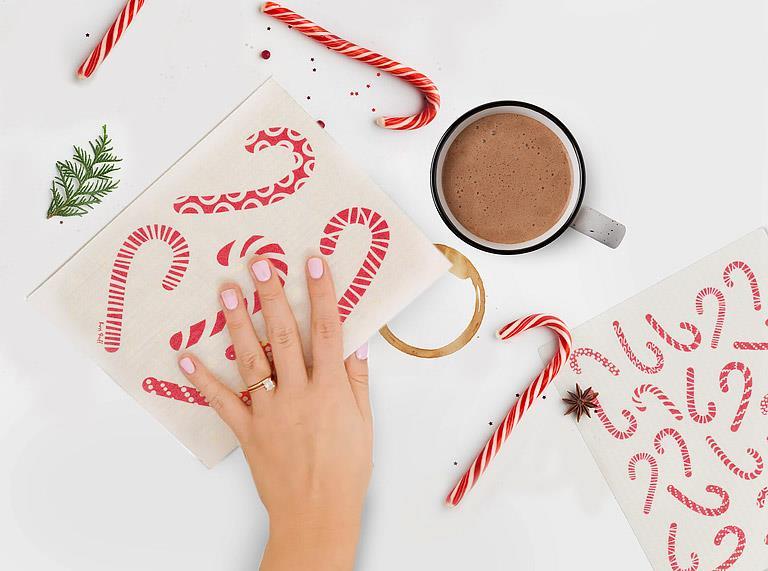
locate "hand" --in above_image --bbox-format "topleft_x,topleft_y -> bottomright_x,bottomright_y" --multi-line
177,256 -> 372,571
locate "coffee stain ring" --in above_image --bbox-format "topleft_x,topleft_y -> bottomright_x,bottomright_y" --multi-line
379,244 -> 485,358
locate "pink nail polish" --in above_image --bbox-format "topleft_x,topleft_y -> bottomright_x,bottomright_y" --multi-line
221,289 -> 238,310
355,342 -> 369,360
307,257 -> 324,279
179,357 -> 196,374
252,260 -> 271,282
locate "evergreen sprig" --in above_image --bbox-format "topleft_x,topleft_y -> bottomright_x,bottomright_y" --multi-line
46,125 -> 122,218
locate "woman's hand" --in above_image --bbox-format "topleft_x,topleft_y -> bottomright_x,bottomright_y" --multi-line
177,256 -> 372,571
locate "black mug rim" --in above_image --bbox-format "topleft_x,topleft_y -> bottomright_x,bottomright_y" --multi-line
430,100 -> 587,255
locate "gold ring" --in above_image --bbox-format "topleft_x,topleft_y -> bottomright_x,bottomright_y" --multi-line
379,244 -> 485,358
246,376 -> 276,393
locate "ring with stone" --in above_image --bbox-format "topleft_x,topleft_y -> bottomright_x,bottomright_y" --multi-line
247,376 -> 276,393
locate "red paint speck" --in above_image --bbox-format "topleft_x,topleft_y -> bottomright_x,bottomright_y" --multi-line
349,91 -> 354,96
261,50 -> 271,60
371,108 -> 376,112
312,68 -> 316,72
354,91 -> 359,96
306,96 -> 311,100
311,57 -> 315,62
317,119 -> 325,128
366,84 -> 371,88
376,72 -> 381,77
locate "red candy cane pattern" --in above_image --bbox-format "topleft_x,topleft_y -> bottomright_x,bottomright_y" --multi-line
666,484 -> 730,517
173,127 -> 315,214
104,225 -> 190,353
705,435 -> 764,481
142,377 -> 252,407
695,287 -> 726,349
445,315 -> 571,507
685,367 -> 717,424
713,526 -> 746,570
632,384 -> 684,420
627,452 -> 659,515
667,522 -> 700,571
593,398 -> 639,440
733,340 -> 768,351
653,428 -> 693,478
568,347 -> 620,376
757,487 -> 768,508
261,2 -> 440,130
612,320 -> 664,374
645,314 -> 702,352
723,260 -> 761,310
719,361 -> 752,433
319,207 -> 390,323
761,394 -> 768,416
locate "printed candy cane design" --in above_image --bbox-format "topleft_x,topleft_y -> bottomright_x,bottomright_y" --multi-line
593,398 -> 638,440
568,347 -> 620,376
733,340 -> 768,350
667,523 -> 700,571
173,127 -> 315,214
627,452 -> 659,515
645,314 -> 702,352
666,484 -> 730,517
319,207 -> 389,322
723,260 -> 761,310
705,435 -> 764,481
632,384 -> 684,420
685,367 -> 717,424
104,225 -> 190,353
713,526 -> 746,570
612,320 -> 664,374
168,238 -> 288,351
653,428 -> 692,478
695,287 -> 726,349
761,394 -> 768,416
757,487 -> 768,508
719,361 -> 752,433
142,377 -> 252,407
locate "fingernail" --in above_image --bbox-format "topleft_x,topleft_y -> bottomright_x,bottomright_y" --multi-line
252,260 -> 271,282
355,342 -> 369,361
307,257 -> 324,279
221,288 -> 238,310
179,357 -> 196,374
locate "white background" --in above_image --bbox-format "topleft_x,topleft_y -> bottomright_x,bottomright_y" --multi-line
1,1 -> 766,569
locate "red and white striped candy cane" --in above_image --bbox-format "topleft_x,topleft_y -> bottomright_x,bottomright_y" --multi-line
666,483 -> 730,517
645,314 -> 702,352
627,452 -> 659,515
104,224 -> 189,353
612,320 -> 664,374
261,2 -> 440,131
705,435 -> 764,481
719,361 -> 752,433
445,315 -> 571,507
77,0 -> 146,79
632,383 -> 684,420
319,207 -> 389,322
568,347 -> 620,376
723,260 -> 761,310
713,525 -> 746,570
667,523 -> 700,571
757,487 -> 768,508
733,340 -> 768,351
654,427 -> 692,478
593,398 -> 639,440
685,367 -> 717,424
142,377 -> 252,407
761,394 -> 768,416
695,287 -> 726,349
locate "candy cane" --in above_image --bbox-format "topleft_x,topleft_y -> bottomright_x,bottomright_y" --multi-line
261,2 -> 440,131
685,367 -> 717,424
761,394 -> 768,416
757,487 -> 768,508
612,320 -> 664,374
76,0 -> 146,79
733,340 -> 768,350
568,347 -> 620,376
723,260 -> 761,310
173,127 -> 315,214
666,484 -> 730,517
645,314 -> 702,352
319,207 -> 390,323
719,361 -> 752,433
653,428 -> 692,478
695,287 -> 726,349
627,452 -> 659,515
713,526 -> 746,570
142,377 -> 252,407
632,384 -> 684,420
445,315 -> 571,507
104,224 -> 189,353
168,238 -> 287,351
705,435 -> 764,481
593,398 -> 639,440
667,523 -> 700,571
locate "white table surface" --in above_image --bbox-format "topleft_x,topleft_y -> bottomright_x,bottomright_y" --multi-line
1,1 -> 766,569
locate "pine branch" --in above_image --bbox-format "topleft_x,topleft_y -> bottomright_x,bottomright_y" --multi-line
46,125 -> 122,219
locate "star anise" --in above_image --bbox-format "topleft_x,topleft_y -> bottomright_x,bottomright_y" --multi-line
562,384 -> 599,422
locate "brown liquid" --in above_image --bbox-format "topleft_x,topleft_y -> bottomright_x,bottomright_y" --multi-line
441,113 -> 572,244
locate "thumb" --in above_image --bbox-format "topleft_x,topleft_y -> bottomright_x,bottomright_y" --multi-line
345,342 -> 370,421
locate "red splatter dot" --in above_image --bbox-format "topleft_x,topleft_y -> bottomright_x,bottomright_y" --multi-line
267,26 -> 271,31
312,68 -> 316,72
376,72 -> 381,77
349,91 -> 354,96
354,91 -> 359,95
261,50 -> 271,60
371,108 -> 376,112
306,95 -> 311,100
316,119 -> 325,128
311,57 -> 315,62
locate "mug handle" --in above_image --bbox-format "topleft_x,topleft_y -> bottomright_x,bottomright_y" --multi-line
569,206 -> 626,249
